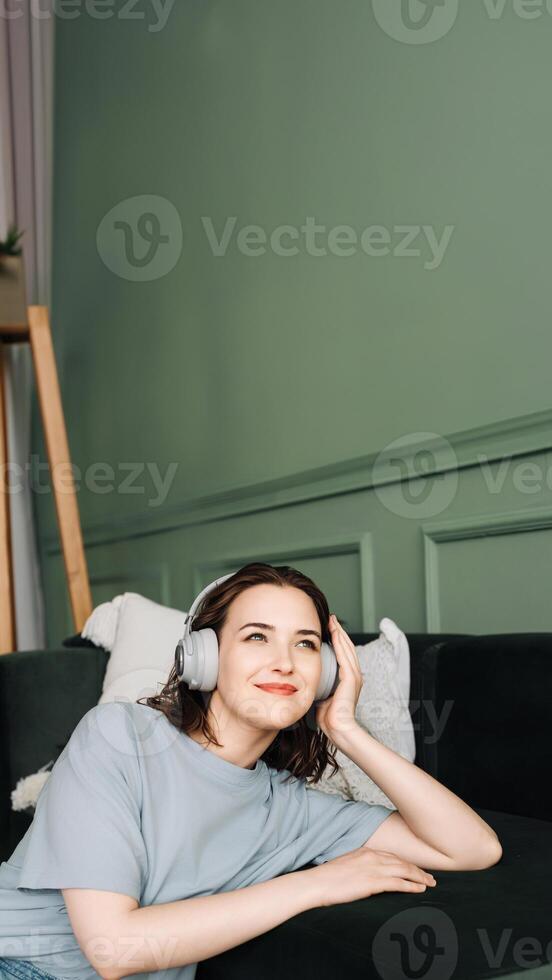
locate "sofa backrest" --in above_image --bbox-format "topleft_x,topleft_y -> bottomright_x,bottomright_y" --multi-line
353,629 -> 552,823
0,646 -> 109,861
418,633 -> 552,823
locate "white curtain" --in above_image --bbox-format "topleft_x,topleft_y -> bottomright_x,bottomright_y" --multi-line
0,1 -> 55,649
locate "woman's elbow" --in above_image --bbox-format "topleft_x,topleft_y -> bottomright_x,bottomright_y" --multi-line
481,837 -> 503,868
99,969 -> 123,980
453,836 -> 503,871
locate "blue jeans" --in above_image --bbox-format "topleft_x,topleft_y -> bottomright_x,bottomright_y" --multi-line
0,959 -> 61,980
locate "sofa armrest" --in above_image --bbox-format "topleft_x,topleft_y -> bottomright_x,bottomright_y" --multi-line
0,645 -> 108,861
417,633 -> 552,822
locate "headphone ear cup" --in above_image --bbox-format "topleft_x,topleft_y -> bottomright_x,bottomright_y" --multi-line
314,641 -> 339,703
174,628 -> 219,691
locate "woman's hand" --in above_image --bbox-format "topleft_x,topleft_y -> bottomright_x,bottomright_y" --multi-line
302,844 -> 437,908
315,614 -> 364,744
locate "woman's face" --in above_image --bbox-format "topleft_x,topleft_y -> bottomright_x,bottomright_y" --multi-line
214,583 -> 324,732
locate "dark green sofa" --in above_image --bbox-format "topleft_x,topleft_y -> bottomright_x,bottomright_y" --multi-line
1,631 -> 551,980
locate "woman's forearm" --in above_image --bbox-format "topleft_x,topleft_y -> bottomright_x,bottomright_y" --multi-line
103,869 -> 320,979
336,724 -> 500,861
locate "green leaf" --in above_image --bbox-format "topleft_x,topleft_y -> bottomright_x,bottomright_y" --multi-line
0,222 -> 25,256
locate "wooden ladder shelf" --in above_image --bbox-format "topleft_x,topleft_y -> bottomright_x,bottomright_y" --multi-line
0,306 -> 93,653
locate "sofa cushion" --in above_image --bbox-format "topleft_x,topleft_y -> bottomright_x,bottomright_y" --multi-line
196,807 -> 552,980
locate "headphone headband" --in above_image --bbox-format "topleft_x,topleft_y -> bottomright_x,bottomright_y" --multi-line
183,572 -> 237,639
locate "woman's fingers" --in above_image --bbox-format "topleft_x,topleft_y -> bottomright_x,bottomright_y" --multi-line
372,864 -> 435,886
382,877 -> 429,892
366,850 -> 436,885
389,864 -> 435,885
331,615 -> 358,655
330,621 -> 362,680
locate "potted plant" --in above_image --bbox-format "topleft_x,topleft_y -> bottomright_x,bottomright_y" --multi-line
0,222 -> 27,328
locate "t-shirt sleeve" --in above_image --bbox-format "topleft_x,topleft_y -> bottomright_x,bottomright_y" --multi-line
16,702 -> 147,902
303,786 -> 394,865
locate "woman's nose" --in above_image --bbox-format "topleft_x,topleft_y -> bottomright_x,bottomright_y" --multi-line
270,644 -> 295,669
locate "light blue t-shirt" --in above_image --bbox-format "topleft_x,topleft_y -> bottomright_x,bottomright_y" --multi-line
0,701 -> 393,980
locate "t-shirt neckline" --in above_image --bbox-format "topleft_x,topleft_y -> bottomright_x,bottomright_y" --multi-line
179,727 -> 267,787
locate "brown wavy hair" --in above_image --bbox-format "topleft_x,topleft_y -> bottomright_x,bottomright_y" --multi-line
136,561 -> 340,785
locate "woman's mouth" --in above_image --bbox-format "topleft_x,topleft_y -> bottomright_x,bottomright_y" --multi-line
254,684 -> 297,696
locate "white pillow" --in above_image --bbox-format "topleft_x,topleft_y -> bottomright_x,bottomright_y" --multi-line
307,617 -> 415,809
97,593 -> 187,705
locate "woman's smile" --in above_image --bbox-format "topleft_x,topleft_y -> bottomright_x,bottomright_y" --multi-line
254,683 -> 298,696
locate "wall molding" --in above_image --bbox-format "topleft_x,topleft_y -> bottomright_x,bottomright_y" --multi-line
190,532 -> 377,632
422,504 -> 552,630
90,563 -> 172,601
60,563 -> 172,634
42,407 -> 552,554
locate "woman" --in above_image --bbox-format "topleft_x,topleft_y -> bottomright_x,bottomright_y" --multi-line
0,562 -> 501,980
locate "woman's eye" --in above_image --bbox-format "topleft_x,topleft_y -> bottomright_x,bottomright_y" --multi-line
246,633 -> 318,650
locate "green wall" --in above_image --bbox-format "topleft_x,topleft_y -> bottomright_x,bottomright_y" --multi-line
35,1 -> 552,644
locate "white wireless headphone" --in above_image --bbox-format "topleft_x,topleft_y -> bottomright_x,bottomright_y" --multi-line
174,572 -> 340,703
